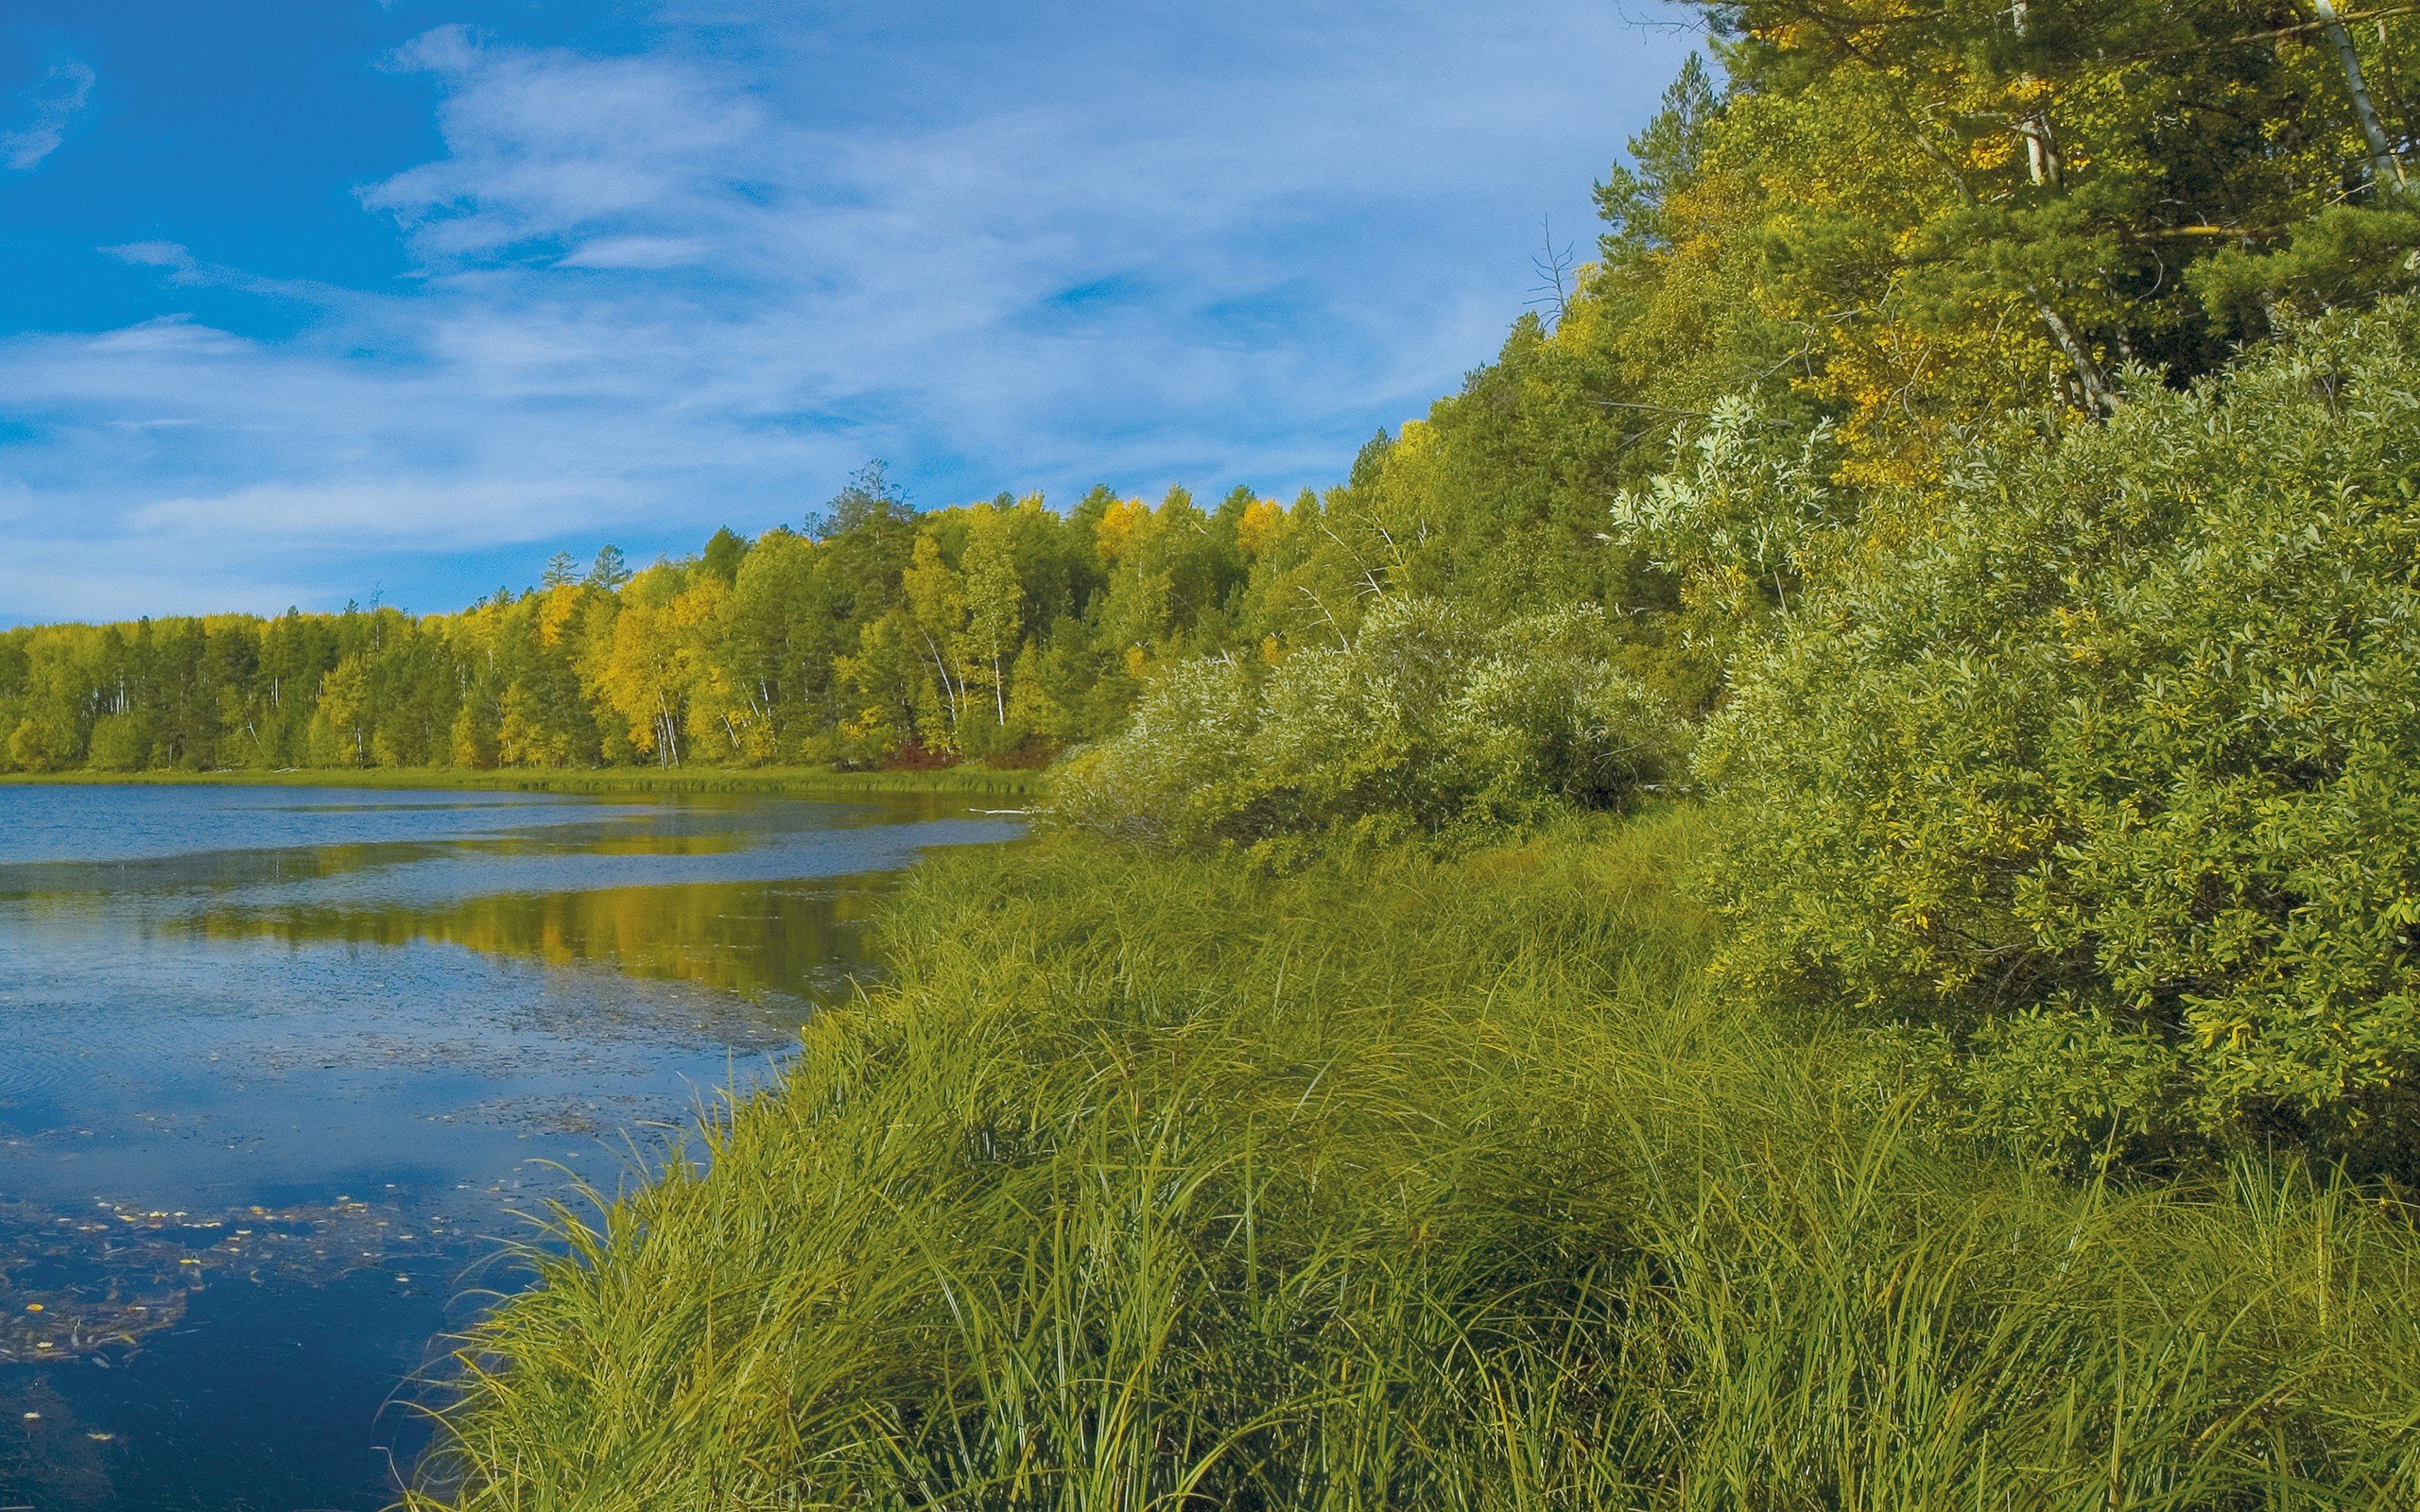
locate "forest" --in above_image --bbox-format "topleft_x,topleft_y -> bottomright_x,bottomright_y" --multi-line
19,2 -> 2420,1504
0,475 -> 1319,775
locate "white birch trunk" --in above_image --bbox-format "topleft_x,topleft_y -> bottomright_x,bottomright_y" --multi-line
2315,1 -> 2408,196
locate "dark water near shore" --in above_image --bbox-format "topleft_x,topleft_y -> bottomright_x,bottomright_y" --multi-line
0,783 -> 1020,1510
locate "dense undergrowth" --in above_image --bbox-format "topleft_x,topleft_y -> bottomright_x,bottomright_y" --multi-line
413,818 -> 2420,1510
1048,599 -> 1678,864
1699,305 -> 2420,1177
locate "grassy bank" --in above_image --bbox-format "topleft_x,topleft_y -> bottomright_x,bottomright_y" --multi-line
0,764 -> 1046,800
411,812 -> 2420,1509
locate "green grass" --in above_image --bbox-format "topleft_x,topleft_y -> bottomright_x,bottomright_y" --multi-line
0,764 -> 1047,799
408,811 -> 2420,1509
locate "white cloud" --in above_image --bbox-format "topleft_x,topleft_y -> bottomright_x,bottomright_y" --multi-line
131,477 -> 635,548
0,5 -> 1699,622
558,235 -> 713,269
360,25 -> 772,263
105,241 -> 192,269
0,58 -> 95,171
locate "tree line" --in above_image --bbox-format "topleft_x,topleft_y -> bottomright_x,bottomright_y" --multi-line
0,472 -> 1385,774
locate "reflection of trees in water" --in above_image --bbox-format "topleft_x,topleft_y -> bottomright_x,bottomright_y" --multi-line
0,794 -> 933,909
0,838 -> 466,904
0,795 -> 994,1506
0,862 -> 909,1371
178,877 -> 894,1006
0,827 -> 763,911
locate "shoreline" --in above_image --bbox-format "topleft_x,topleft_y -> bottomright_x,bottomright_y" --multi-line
0,764 -> 1049,799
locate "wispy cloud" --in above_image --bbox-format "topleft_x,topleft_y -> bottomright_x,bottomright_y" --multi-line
0,5 -> 1695,621
104,240 -> 197,273
0,57 -> 94,171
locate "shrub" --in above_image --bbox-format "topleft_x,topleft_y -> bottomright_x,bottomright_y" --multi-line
1700,301 -> 2420,1173
1048,597 -> 1678,857
6,715 -> 71,773
1608,397 -> 1850,677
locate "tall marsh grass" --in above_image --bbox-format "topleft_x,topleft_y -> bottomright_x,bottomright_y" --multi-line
411,812 -> 2420,1508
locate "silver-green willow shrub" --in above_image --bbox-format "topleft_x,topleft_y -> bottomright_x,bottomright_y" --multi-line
1609,397 -> 1848,677
1701,301 -> 2420,1175
1052,597 -> 1676,858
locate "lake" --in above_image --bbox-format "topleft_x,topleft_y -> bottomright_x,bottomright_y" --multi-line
0,782 -> 1021,1511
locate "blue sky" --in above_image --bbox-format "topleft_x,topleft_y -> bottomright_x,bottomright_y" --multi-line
0,1 -> 1697,623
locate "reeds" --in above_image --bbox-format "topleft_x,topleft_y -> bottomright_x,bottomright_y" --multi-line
409,811 -> 2420,1509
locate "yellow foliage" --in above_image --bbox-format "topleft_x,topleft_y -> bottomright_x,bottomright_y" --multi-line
536,584 -> 585,648
448,706 -> 494,769
495,687 -> 559,768
1237,498 -> 1286,558
1966,135 -> 2016,173
1097,498 -> 1150,563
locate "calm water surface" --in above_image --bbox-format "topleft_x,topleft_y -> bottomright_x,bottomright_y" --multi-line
0,783 -> 1020,1510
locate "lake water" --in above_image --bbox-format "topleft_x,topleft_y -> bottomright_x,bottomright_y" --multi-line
0,782 -> 1020,1511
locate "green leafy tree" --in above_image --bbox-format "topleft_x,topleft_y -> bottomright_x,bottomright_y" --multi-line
1699,303 -> 2420,1172
960,504 -> 1025,728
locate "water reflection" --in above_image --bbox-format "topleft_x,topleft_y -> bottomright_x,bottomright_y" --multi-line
0,782 -> 1018,1511
182,876 -> 888,1006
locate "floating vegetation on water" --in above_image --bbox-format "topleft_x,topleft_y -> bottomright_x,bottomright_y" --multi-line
0,1194 -> 469,1366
